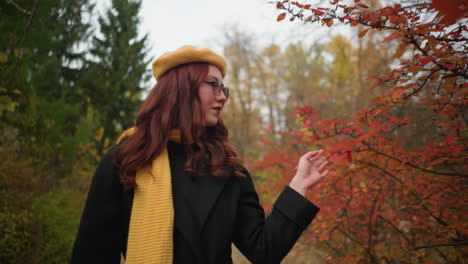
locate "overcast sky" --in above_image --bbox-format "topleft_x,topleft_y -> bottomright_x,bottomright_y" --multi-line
137,0 -> 347,59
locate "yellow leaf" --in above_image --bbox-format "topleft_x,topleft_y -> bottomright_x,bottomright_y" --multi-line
0,52 -> 7,63
13,48 -> 21,57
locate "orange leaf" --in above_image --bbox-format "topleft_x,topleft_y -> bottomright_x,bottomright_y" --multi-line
400,117 -> 412,125
350,19 -> 358,26
383,32 -> 399,42
277,13 -> 286,21
358,29 -> 369,38
394,43 -> 407,58
306,15 -> 313,21
289,16 -> 295,21
326,19 -> 334,27
392,89 -> 403,100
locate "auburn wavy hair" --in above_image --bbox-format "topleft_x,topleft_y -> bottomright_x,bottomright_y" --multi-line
114,63 -> 244,189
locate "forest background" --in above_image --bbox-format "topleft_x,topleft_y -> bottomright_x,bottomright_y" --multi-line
1,0 -> 466,263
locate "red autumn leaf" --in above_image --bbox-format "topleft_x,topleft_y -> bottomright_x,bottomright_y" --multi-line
304,4 -> 311,9
358,29 -> 369,38
277,13 -> 287,21
400,117 -> 412,125
443,63 -> 455,70
383,32 -> 399,42
313,9 -> 325,15
431,0 -> 468,25
419,56 -> 435,65
450,146 -> 462,155
346,151 -> 352,162
390,15 -> 399,24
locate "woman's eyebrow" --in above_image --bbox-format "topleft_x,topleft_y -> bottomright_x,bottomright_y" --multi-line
207,75 -> 221,80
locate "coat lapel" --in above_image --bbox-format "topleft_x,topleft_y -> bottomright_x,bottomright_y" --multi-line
169,143 -> 203,261
172,167 -> 228,256
196,170 -> 228,232
168,142 -> 229,259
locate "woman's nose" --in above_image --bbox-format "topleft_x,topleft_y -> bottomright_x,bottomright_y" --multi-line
216,91 -> 227,102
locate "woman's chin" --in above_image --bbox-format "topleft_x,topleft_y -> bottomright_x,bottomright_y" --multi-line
205,118 -> 218,127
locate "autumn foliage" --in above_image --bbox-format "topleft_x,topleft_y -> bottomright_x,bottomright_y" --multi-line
254,0 -> 467,263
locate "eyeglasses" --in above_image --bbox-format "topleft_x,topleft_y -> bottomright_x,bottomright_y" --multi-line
204,80 -> 230,99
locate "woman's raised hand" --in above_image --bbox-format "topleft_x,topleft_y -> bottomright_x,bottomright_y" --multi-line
289,150 -> 330,196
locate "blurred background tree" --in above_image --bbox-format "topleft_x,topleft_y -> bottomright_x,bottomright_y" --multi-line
0,0 -> 149,263
80,0 -> 151,148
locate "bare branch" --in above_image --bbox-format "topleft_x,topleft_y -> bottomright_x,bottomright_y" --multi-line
363,143 -> 468,178
378,215 -> 413,246
401,242 -> 468,257
7,0 -> 32,15
18,0 -> 40,50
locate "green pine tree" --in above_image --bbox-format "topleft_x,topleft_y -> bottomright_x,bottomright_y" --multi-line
83,0 -> 152,144
1,1 -> 97,263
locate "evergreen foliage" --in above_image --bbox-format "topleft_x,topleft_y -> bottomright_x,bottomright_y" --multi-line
0,0 -> 151,262
83,0 -> 152,143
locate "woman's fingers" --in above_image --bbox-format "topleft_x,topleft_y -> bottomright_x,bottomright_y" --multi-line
312,156 -> 327,165
321,169 -> 330,177
302,149 -> 323,161
317,159 -> 329,172
306,150 -> 322,157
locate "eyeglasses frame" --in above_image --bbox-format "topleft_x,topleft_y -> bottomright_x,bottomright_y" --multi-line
203,80 -> 230,99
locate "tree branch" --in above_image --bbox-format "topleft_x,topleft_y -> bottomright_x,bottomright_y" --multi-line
7,0 -> 32,15
18,0 -> 40,50
337,226 -> 379,264
355,159 -> 450,227
363,142 -> 468,178
401,242 -> 468,257
378,215 -> 413,247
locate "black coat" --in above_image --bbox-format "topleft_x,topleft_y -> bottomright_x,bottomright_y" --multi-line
71,142 -> 320,264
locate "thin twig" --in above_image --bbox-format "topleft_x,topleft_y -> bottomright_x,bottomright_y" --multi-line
7,0 -> 32,15
18,0 -> 40,50
401,242 -> 468,257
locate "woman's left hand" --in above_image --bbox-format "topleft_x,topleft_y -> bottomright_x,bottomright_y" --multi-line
289,150 -> 330,196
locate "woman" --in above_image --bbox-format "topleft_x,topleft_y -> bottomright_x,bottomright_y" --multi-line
71,45 -> 330,264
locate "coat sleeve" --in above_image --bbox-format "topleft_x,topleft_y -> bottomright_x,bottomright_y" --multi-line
70,147 -> 124,264
232,169 -> 320,264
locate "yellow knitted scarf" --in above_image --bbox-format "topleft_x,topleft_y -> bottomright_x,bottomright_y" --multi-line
117,127 -> 185,264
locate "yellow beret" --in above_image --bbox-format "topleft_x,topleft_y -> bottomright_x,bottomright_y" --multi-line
152,45 -> 227,81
